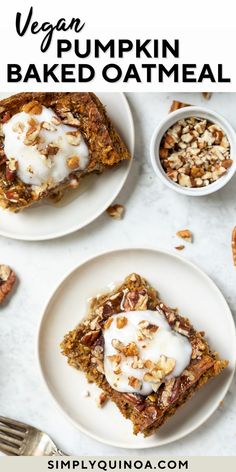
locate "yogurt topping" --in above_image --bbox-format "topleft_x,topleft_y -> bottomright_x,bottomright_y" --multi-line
2,106 -> 89,187
103,310 -> 192,395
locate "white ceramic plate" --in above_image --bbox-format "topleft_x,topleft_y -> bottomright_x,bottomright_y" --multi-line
37,248 -> 236,449
0,93 -> 134,241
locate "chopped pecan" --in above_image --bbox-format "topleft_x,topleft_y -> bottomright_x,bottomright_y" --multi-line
123,290 -> 148,311
22,101 -> 42,115
107,354 -> 121,364
51,115 -> 61,126
131,356 -> 144,369
161,377 -> 181,407
116,316 -> 128,329
24,123 -> 41,146
191,336 -> 206,359
0,265 -> 17,304
67,156 -> 80,170
176,229 -> 192,242
38,143 -> 59,157
61,112 -> 80,126
66,130 -> 81,145
128,376 -> 142,390
106,204 -> 124,220
169,101 -> 190,113
202,92 -> 212,100
112,339 -> 139,357
80,330 -> 100,346
96,392 -> 108,408
91,356 -> 104,374
5,158 -> 18,182
174,319 -> 191,337
103,317 -> 113,330
41,121 -> 56,131
137,320 -> 158,340
12,122 -> 25,134
144,355 -> 175,384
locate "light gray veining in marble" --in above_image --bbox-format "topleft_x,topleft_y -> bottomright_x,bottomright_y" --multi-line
0,93 -> 235,456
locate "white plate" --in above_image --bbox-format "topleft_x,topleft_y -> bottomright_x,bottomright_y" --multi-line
0,93 -> 134,241
37,248 -> 236,449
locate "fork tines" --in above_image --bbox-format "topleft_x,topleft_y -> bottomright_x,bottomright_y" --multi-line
0,416 -> 26,455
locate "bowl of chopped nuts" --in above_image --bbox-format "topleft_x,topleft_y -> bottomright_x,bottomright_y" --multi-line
150,106 -> 236,196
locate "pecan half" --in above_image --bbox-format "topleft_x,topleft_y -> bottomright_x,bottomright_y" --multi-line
122,393 -> 145,411
0,265 -> 17,304
80,330 -> 100,346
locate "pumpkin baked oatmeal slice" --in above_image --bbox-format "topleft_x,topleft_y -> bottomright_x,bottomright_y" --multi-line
61,273 -> 227,437
0,92 -> 130,211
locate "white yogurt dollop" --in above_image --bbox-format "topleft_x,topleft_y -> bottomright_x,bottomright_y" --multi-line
103,310 -> 192,395
2,107 -> 89,187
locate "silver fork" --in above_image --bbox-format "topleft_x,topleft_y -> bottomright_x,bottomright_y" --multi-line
0,416 -> 65,456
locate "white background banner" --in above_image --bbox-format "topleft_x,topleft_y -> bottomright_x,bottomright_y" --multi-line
0,0 -> 236,91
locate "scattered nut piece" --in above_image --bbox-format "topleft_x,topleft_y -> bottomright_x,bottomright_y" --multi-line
123,290 -> 148,311
107,354 -> 121,364
38,143 -> 59,157
0,264 -> 17,304
61,112 -> 80,126
176,229 -> 192,243
106,204 -> 124,220
202,92 -> 212,100
112,339 -> 139,357
41,121 -> 56,132
22,101 -> 43,115
143,355 -> 176,385
175,245 -> 185,251
96,392 -> 108,408
232,226 -> 236,266
116,316 -> 128,329
169,101 -> 190,113
128,376 -> 142,390
51,115 -> 61,126
66,130 -> 81,146
12,122 -> 25,134
67,156 -> 80,170
131,356 -> 144,369
137,320 -> 158,341
103,317 -> 114,329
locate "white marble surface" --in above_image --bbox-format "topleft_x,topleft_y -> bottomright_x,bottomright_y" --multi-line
0,92 -> 236,456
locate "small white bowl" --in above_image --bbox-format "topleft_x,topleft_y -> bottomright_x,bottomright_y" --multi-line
150,106 -> 236,196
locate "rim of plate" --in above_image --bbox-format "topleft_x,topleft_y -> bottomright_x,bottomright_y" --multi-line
37,246 -> 236,449
0,93 -> 134,241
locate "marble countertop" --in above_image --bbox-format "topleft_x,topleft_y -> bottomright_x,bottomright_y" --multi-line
0,92 -> 235,456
